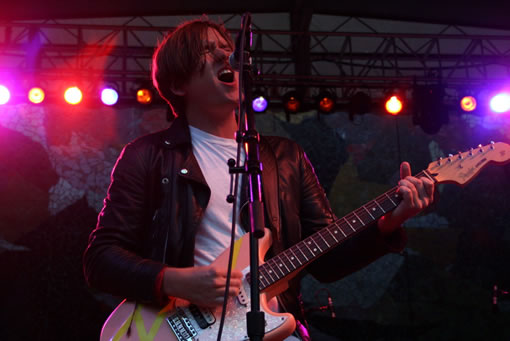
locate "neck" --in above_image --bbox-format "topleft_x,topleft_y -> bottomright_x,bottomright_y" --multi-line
185,107 -> 238,140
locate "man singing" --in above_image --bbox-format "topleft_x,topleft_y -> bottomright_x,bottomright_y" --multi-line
83,17 -> 434,340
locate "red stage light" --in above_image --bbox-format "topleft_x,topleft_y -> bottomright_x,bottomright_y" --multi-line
460,96 -> 477,112
28,87 -> 45,104
385,95 -> 403,115
283,91 -> 301,113
136,88 -> 153,104
64,86 -> 83,105
317,92 -> 335,113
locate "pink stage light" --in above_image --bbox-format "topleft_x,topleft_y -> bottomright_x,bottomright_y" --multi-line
489,93 -> 510,114
0,85 -> 11,105
101,88 -> 119,106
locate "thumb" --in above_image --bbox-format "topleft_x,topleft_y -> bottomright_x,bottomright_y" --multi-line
400,161 -> 411,179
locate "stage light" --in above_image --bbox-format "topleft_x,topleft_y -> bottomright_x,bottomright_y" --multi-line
0,85 -> 11,105
385,95 -> 403,115
64,86 -> 83,105
283,91 -> 301,113
28,87 -> 45,104
460,96 -> 477,112
136,88 -> 153,104
490,93 -> 510,114
412,85 -> 448,134
252,94 -> 268,113
349,91 -> 372,120
317,91 -> 335,113
101,88 -> 119,106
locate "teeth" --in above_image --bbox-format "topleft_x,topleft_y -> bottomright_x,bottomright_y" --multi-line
219,69 -> 233,76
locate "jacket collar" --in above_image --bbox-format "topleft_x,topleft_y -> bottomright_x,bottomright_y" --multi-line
160,115 -> 192,148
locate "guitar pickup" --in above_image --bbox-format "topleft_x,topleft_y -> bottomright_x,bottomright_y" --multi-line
237,285 -> 248,306
166,308 -> 197,341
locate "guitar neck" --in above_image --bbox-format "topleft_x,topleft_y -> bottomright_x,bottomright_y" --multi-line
255,169 -> 434,290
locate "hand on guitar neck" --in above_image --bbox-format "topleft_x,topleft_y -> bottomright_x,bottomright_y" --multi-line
161,265 -> 243,308
377,161 -> 435,236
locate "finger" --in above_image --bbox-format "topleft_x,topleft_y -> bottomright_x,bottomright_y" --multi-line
213,277 -> 227,288
404,176 -> 426,199
230,270 -> 243,278
399,178 -> 419,202
400,161 -> 411,180
406,176 -> 432,208
421,177 -> 434,202
229,286 -> 240,296
228,278 -> 242,289
397,184 -> 414,207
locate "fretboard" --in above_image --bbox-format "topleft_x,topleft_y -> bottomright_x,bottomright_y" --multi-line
254,170 -> 431,290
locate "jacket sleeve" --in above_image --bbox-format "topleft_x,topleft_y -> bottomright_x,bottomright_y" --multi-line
297,146 -> 406,283
83,142 -> 166,303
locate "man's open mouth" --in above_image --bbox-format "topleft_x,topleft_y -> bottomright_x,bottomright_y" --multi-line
217,66 -> 235,83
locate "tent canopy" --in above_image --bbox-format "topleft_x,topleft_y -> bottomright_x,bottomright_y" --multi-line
2,1 -> 510,31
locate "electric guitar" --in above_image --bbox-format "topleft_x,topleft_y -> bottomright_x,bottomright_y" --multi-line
100,142 -> 510,341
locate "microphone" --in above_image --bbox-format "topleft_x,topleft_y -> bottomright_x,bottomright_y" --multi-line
327,294 -> 336,319
229,14 -> 252,71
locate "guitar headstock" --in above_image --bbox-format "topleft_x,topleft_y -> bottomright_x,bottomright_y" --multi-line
426,142 -> 510,185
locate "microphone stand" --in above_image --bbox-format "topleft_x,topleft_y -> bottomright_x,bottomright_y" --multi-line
231,12 -> 266,341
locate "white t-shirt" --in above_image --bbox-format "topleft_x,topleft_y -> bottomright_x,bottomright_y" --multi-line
189,125 -> 246,266
189,126 -> 292,328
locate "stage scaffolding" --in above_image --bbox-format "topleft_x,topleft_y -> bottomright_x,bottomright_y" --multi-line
1,15 -> 510,104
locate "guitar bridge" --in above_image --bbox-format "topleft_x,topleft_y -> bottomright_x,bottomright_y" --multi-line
166,307 -> 198,341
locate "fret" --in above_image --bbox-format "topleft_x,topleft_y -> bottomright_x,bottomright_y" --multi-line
288,247 -> 304,266
309,237 -> 323,253
343,217 -> 356,232
353,211 -> 365,226
384,192 -> 397,206
326,226 -> 340,243
279,252 -> 293,272
263,264 -> 277,282
333,221 -> 348,237
422,170 -> 435,182
295,244 -> 310,262
374,199 -> 386,213
303,239 -> 317,256
366,201 -> 383,216
269,257 -> 286,277
317,231 -> 331,248
363,205 -> 376,220
258,271 -> 270,287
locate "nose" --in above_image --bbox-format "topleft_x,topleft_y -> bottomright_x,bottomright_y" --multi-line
212,47 -> 231,63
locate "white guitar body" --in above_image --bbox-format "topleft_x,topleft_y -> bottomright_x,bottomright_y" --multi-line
100,228 -> 297,341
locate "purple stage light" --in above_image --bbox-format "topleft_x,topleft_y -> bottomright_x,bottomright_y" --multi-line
252,95 -> 268,113
0,85 -> 11,105
490,93 -> 510,114
101,88 -> 119,106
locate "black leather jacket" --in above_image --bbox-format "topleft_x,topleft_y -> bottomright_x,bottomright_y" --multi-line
83,115 -> 405,320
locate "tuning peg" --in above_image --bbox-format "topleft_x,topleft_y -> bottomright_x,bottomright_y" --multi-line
437,157 -> 443,165
458,152 -> 463,159
469,148 -> 474,156
490,141 -> 495,150
448,154 -> 453,162
478,144 -> 484,153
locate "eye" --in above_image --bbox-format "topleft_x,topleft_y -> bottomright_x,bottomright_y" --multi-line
202,42 -> 217,55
